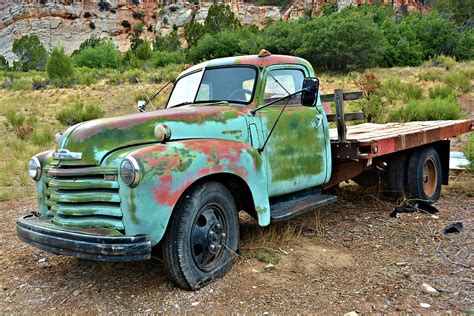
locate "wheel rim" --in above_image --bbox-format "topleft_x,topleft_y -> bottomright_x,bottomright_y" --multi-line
191,204 -> 227,271
423,157 -> 437,197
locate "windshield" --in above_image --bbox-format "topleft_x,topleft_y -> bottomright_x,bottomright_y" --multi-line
167,66 -> 257,108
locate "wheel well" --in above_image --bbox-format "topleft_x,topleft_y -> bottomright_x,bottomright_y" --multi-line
177,173 -> 257,220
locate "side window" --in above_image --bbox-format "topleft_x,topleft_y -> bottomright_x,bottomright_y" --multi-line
264,69 -> 305,105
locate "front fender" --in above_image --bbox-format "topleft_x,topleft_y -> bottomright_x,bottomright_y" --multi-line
118,139 -> 270,246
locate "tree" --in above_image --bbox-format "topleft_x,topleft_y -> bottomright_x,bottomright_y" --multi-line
153,31 -> 181,51
297,12 -> 386,71
431,0 -> 474,29
203,4 -> 240,35
0,55 -> 8,70
184,15 -> 205,47
46,47 -> 74,86
12,35 -> 47,71
135,39 -> 153,60
73,41 -> 121,68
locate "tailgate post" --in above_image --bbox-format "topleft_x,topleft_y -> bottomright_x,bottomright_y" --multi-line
334,89 -> 347,142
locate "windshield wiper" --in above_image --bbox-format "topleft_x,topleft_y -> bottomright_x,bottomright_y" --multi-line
171,101 -> 194,108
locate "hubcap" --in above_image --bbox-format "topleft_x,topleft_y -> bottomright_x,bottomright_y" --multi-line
422,158 -> 437,197
191,204 -> 227,271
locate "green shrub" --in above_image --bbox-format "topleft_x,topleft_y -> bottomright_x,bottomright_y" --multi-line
188,29 -> 259,63
153,31 -> 181,52
259,20 -> 309,56
46,47 -> 75,86
401,83 -> 423,102
56,102 -> 105,126
12,35 -> 47,71
73,41 -> 121,69
443,72 -> 470,93
0,55 -> 8,70
389,96 -> 462,122
75,68 -> 101,85
432,55 -> 456,70
121,20 -> 131,29
150,51 -> 186,67
5,110 -> 37,139
121,49 -> 141,69
417,71 -> 443,81
297,11 -> 386,71
31,127 -> 54,146
11,78 -> 33,91
135,40 -> 153,61
463,133 -> 474,173
428,86 -> 455,99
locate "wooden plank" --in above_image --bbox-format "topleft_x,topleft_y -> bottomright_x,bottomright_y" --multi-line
327,112 -> 365,122
320,91 -> 364,103
334,89 -> 346,142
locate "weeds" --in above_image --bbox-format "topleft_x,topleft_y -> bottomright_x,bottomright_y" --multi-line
443,72 -> 470,93
389,96 -> 462,122
417,70 -> 444,81
428,86 -> 455,99
4,110 -> 38,139
31,127 -> 55,146
55,101 -> 104,126
463,133 -> 474,173
432,55 -> 456,70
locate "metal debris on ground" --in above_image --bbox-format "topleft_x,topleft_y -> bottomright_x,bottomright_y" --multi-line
443,222 -> 463,234
389,199 -> 439,218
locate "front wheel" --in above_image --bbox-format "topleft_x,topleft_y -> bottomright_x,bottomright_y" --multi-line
162,181 -> 239,290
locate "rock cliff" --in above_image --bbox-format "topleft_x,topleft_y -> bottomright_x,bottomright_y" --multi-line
0,0 -> 428,62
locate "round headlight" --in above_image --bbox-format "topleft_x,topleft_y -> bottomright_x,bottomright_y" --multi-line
28,156 -> 41,181
120,157 -> 141,187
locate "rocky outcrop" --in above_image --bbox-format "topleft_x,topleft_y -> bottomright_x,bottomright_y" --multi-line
0,0 -> 428,62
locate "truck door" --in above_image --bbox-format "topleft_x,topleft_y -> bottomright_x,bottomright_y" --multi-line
257,66 -> 330,197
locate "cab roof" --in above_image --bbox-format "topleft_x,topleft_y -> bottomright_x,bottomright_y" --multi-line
179,53 -> 313,79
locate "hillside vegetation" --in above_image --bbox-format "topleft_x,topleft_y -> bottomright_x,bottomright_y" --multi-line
0,3 -> 472,201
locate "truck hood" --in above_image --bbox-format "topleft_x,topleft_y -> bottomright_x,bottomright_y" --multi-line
58,105 -> 249,165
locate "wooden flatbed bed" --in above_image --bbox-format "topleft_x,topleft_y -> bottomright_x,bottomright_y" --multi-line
321,89 -> 473,189
330,120 -> 473,160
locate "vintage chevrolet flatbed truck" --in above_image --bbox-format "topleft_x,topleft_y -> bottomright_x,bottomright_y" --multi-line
17,51 -> 473,290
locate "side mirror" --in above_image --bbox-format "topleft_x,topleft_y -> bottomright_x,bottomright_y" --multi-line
301,77 -> 319,106
137,100 -> 147,112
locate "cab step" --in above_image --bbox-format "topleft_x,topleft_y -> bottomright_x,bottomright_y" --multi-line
270,188 -> 337,222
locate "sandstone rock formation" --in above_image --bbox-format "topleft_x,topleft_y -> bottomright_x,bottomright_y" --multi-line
0,0 -> 428,62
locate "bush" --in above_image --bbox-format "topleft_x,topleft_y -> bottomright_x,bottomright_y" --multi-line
135,40 -> 153,61
84,11 -> 92,18
355,70 -> 381,98
5,110 -> 37,140
432,55 -> 456,70
73,41 -> 121,69
188,29 -> 259,63
463,133 -> 474,173
98,0 -> 110,11
89,22 -> 96,30
121,20 -> 131,29
11,78 -> 33,91
443,72 -> 470,93
428,86 -> 455,99
150,51 -> 186,67
153,31 -> 181,51
46,47 -> 74,86
259,20 -> 309,56
121,49 -> 141,69
417,71 -> 443,81
0,55 -> 8,70
12,35 -> 47,71
297,11 -> 386,71
56,102 -> 105,126
133,11 -> 145,20
389,96 -> 462,122
31,127 -> 54,146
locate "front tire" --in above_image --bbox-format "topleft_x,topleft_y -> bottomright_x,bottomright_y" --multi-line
162,181 -> 239,290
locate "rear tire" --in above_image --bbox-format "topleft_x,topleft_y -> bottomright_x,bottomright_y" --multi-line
382,153 -> 409,200
407,147 -> 442,202
162,181 -> 239,290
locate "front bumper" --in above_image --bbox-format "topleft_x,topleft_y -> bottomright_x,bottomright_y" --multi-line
16,215 -> 151,262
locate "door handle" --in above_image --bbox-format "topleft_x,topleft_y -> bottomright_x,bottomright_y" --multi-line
313,115 -> 323,129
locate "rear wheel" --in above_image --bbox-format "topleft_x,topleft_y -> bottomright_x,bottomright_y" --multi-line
382,153 -> 409,200
162,181 -> 239,290
407,147 -> 442,202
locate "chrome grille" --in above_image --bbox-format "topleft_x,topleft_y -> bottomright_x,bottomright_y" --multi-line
43,165 -> 123,231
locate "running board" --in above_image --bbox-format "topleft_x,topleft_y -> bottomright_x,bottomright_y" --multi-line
270,192 -> 337,222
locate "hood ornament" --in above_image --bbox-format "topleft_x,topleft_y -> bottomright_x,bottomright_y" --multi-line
52,149 -> 82,160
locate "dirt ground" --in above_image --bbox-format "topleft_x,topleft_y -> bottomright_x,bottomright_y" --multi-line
1,184 -> 473,314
